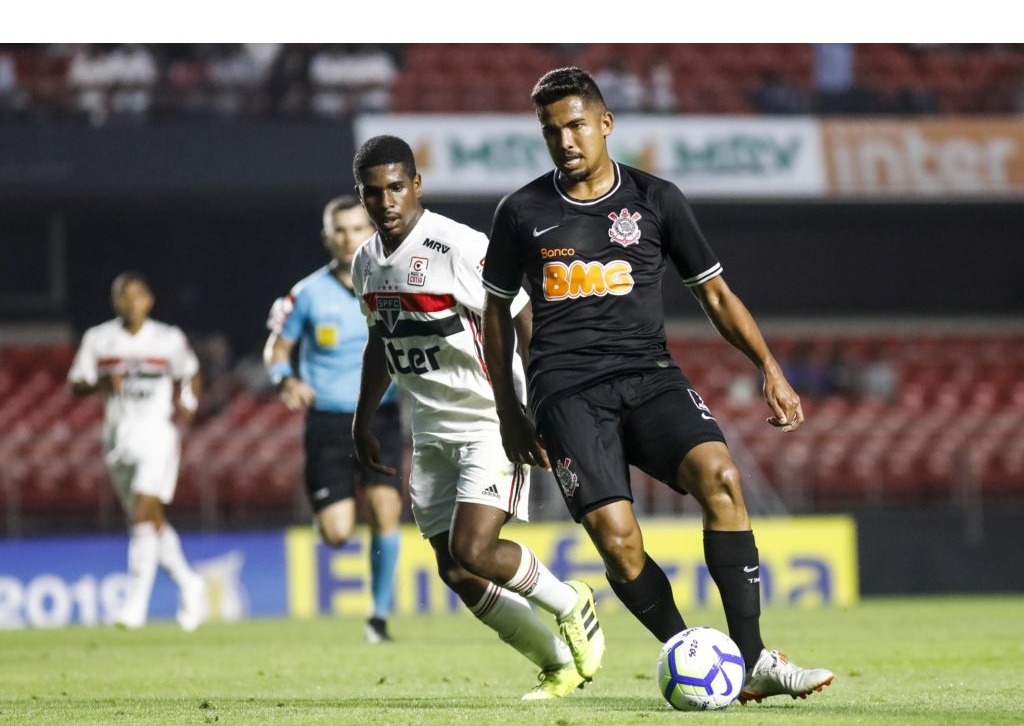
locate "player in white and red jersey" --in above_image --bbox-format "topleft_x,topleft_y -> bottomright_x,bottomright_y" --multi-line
350,135 -> 604,700
67,271 -> 206,632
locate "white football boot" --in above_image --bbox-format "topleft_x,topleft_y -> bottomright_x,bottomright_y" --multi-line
739,649 -> 834,704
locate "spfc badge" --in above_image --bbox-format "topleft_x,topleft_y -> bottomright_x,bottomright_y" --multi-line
378,295 -> 402,333
555,457 -> 579,498
608,208 -> 642,247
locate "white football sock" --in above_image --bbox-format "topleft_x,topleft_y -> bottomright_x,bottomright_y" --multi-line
123,521 -> 159,617
502,542 -> 577,617
158,523 -> 198,587
470,582 -> 572,670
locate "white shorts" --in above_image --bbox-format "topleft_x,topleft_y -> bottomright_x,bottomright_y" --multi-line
104,421 -> 181,507
410,436 -> 530,540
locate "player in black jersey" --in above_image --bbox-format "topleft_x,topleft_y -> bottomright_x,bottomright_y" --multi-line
482,67 -> 834,705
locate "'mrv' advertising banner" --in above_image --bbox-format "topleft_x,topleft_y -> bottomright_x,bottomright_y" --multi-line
356,114 -> 1024,199
355,115 -> 825,198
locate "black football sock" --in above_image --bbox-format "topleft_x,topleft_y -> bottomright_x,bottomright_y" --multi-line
703,529 -> 765,670
607,553 -> 686,642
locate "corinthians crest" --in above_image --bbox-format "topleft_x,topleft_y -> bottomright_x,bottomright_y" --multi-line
555,457 -> 579,498
607,208 -> 642,247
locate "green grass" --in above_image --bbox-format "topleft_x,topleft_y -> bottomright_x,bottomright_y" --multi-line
1,595 -> 1022,725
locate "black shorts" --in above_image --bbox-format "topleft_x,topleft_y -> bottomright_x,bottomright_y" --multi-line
303,403 -> 403,513
535,368 -> 726,522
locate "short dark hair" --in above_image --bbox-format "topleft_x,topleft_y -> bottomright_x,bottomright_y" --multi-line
352,135 -> 417,182
531,67 -> 607,112
112,270 -> 150,294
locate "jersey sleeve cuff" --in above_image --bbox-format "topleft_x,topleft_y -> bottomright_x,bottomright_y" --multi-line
682,262 -> 723,287
482,280 -> 519,300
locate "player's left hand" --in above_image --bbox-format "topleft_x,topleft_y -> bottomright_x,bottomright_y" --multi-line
763,369 -> 804,433
353,427 -> 397,476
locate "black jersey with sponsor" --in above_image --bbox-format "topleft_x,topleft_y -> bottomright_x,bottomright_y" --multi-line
483,162 -> 721,412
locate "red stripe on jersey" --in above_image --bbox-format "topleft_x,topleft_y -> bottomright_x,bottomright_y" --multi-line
508,464 -> 525,514
143,358 -> 169,367
97,357 -> 123,367
364,292 -> 456,312
464,308 -> 489,380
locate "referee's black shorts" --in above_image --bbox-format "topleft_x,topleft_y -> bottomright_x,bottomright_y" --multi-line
535,368 -> 726,522
303,403 -> 403,513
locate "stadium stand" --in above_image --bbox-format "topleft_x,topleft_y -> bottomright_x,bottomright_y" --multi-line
3,43 -> 1023,535
3,329 -> 1022,534
4,43 -> 1024,120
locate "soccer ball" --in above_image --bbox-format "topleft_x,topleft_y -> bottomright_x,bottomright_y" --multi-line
656,626 -> 746,711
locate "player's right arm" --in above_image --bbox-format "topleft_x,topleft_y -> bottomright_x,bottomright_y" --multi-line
69,375 -> 121,397
483,293 -> 550,470
67,329 -> 121,397
352,327 -> 396,476
482,195 -> 549,469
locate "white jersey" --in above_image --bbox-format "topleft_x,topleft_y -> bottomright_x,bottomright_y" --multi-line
352,209 -> 528,444
67,318 -> 200,443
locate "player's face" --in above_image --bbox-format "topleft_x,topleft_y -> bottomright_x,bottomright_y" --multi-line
356,163 -> 423,247
538,95 -> 613,183
111,279 -> 153,329
323,205 -> 373,267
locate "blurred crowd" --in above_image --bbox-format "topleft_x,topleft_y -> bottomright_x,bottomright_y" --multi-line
1,43 -> 1023,126
0,43 -> 402,125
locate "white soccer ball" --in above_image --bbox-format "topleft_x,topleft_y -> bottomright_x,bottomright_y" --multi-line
656,626 -> 746,711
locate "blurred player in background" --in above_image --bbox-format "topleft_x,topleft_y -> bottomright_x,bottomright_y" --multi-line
350,134 -> 604,700
67,271 -> 205,631
482,67 -> 834,704
263,195 -> 403,644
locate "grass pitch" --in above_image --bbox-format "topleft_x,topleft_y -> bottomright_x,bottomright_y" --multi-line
1,595 -> 1021,725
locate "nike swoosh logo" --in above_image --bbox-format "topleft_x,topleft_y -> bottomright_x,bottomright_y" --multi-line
532,225 -> 559,237
743,565 -> 759,572
701,412 -> 716,420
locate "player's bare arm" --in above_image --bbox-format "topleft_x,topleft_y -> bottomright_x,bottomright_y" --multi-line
483,293 -> 550,470
267,335 -> 316,411
352,328 -> 397,476
175,373 -> 202,424
512,300 -> 533,366
690,275 -> 803,432
70,374 -> 122,398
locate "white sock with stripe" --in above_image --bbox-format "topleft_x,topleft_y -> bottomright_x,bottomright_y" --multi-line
502,542 -> 577,617
470,582 -> 572,670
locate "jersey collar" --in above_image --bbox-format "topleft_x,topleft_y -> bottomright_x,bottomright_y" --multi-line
550,162 -> 621,207
373,209 -> 430,265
